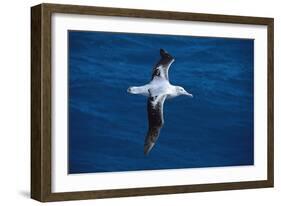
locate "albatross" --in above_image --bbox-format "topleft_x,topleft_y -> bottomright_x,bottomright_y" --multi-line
127,49 -> 193,155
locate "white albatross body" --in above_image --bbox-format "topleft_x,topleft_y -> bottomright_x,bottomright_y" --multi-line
128,77 -> 192,99
127,49 -> 193,155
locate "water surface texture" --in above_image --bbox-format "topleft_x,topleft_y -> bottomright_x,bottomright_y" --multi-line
68,31 -> 254,174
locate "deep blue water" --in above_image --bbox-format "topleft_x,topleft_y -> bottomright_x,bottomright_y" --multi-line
68,31 -> 254,174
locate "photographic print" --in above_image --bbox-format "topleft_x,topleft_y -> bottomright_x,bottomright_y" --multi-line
31,4 -> 273,201
68,31 -> 254,174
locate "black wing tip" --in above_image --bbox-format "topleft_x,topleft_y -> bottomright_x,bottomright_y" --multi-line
144,143 -> 155,155
144,149 -> 149,155
160,48 -> 167,56
160,48 -> 174,60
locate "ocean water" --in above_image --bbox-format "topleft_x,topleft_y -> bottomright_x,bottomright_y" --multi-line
68,31 -> 254,174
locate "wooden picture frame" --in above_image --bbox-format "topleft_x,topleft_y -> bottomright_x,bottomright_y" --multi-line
31,3 -> 274,202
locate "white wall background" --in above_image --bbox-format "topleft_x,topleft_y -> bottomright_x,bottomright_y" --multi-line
0,0 -> 279,205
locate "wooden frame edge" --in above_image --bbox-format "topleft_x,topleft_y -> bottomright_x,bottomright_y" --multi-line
42,180 -> 272,202
267,18 -> 274,187
41,3 -> 274,24
31,4 -> 43,201
31,3 -> 53,202
31,3 -> 274,202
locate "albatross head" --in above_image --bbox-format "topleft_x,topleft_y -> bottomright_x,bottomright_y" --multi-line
175,86 -> 193,97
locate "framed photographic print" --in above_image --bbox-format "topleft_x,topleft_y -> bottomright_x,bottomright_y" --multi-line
31,3 -> 274,202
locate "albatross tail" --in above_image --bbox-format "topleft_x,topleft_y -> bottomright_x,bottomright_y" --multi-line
127,86 -> 149,96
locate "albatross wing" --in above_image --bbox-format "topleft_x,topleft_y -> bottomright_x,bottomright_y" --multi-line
151,49 -> 175,80
144,93 -> 167,155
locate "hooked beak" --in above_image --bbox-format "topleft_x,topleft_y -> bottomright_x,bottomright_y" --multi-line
184,91 -> 193,97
